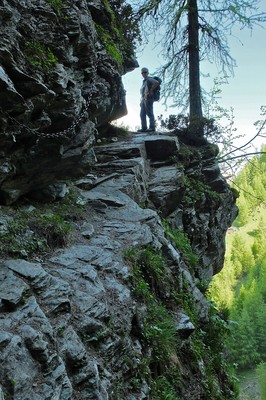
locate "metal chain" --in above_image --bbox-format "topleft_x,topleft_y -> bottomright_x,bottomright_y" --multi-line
2,63 -> 99,141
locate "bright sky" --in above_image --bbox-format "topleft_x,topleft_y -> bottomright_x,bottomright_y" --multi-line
117,10 -> 266,150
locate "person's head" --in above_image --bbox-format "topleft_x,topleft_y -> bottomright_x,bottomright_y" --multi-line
141,67 -> 149,77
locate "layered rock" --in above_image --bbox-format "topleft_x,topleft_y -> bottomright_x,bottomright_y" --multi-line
0,1 -> 239,398
0,132 -> 238,399
0,0 -> 137,204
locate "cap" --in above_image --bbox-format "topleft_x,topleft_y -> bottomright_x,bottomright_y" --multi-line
141,67 -> 149,73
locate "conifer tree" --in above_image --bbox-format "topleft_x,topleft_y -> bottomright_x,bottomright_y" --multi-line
252,221 -> 266,261
209,150 -> 266,368
228,307 -> 259,369
208,253 -> 236,309
255,303 -> 266,359
135,0 -> 266,135
256,363 -> 266,400
230,234 -> 255,276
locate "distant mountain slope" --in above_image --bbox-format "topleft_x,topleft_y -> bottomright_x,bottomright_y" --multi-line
209,147 -> 266,370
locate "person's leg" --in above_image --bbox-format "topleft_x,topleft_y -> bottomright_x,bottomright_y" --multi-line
146,99 -> 155,130
140,100 -> 147,131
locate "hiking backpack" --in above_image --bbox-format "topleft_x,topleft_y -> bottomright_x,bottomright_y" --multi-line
151,76 -> 162,101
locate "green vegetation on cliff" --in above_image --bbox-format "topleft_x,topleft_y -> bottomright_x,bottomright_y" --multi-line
125,246 -> 238,399
95,0 -> 140,67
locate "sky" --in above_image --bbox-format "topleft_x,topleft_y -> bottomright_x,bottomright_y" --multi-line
117,7 -> 266,150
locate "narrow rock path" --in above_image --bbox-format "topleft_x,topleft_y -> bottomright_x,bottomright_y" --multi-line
0,133 -> 186,399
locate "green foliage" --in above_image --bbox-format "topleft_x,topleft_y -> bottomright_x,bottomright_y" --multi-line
54,187 -> 87,221
190,313 -> 238,400
137,247 -> 165,280
230,234 -> 255,276
0,188 -> 86,258
232,148 -> 266,226
209,150 -> 266,370
25,40 -> 58,73
136,0 -> 265,121
108,0 -> 141,57
207,254 -> 236,309
174,144 -> 199,164
256,363 -> 266,400
125,247 -> 169,297
95,24 -> 123,64
47,0 -> 67,16
182,177 -> 222,206
228,307 -> 260,369
158,113 -> 221,140
125,245 -> 238,399
191,302 -> 231,366
251,221 -> 266,261
212,243 -> 266,370
142,302 -> 177,361
131,262 -> 154,301
95,0 -> 141,66
36,213 -> 72,247
0,210 -> 71,257
151,375 -> 179,400
204,77 -> 244,157
163,222 -> 199,267
0,217 -> 46,256
124,247 -> 180,391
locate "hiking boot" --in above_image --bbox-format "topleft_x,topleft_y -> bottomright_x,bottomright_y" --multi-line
137,128 -> 147,132
146,128 -> 155,132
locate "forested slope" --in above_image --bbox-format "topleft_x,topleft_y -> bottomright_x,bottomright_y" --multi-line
209,146 -> 266,370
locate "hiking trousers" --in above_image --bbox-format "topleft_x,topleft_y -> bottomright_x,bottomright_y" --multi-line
140,97 -> 155,130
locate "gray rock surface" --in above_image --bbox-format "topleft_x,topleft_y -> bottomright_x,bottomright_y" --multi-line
0,0 -> 137,204
0,3 -> 238,397
0,132 -> 238,399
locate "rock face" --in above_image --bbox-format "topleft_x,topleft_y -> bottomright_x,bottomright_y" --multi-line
0,1 -> 239,398
0,0 -> 137,205
0,132 -> 238,399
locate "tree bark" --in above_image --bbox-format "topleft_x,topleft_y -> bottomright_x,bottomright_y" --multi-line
188,0 -> 203,133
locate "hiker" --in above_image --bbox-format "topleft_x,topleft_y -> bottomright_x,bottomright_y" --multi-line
138,67 -> 159,132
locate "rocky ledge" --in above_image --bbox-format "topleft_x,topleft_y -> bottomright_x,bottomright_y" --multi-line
0,132 -> 238,399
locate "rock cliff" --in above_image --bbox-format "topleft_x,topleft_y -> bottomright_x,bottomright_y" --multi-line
0,1 -> 239,399
0,131 -> 238,399
0,0 -> 138,205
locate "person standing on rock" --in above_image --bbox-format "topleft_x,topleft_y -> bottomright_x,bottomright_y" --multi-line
138,67 -> 159,132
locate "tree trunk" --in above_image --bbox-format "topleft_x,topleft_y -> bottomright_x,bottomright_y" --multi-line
188,0 -> 203,135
